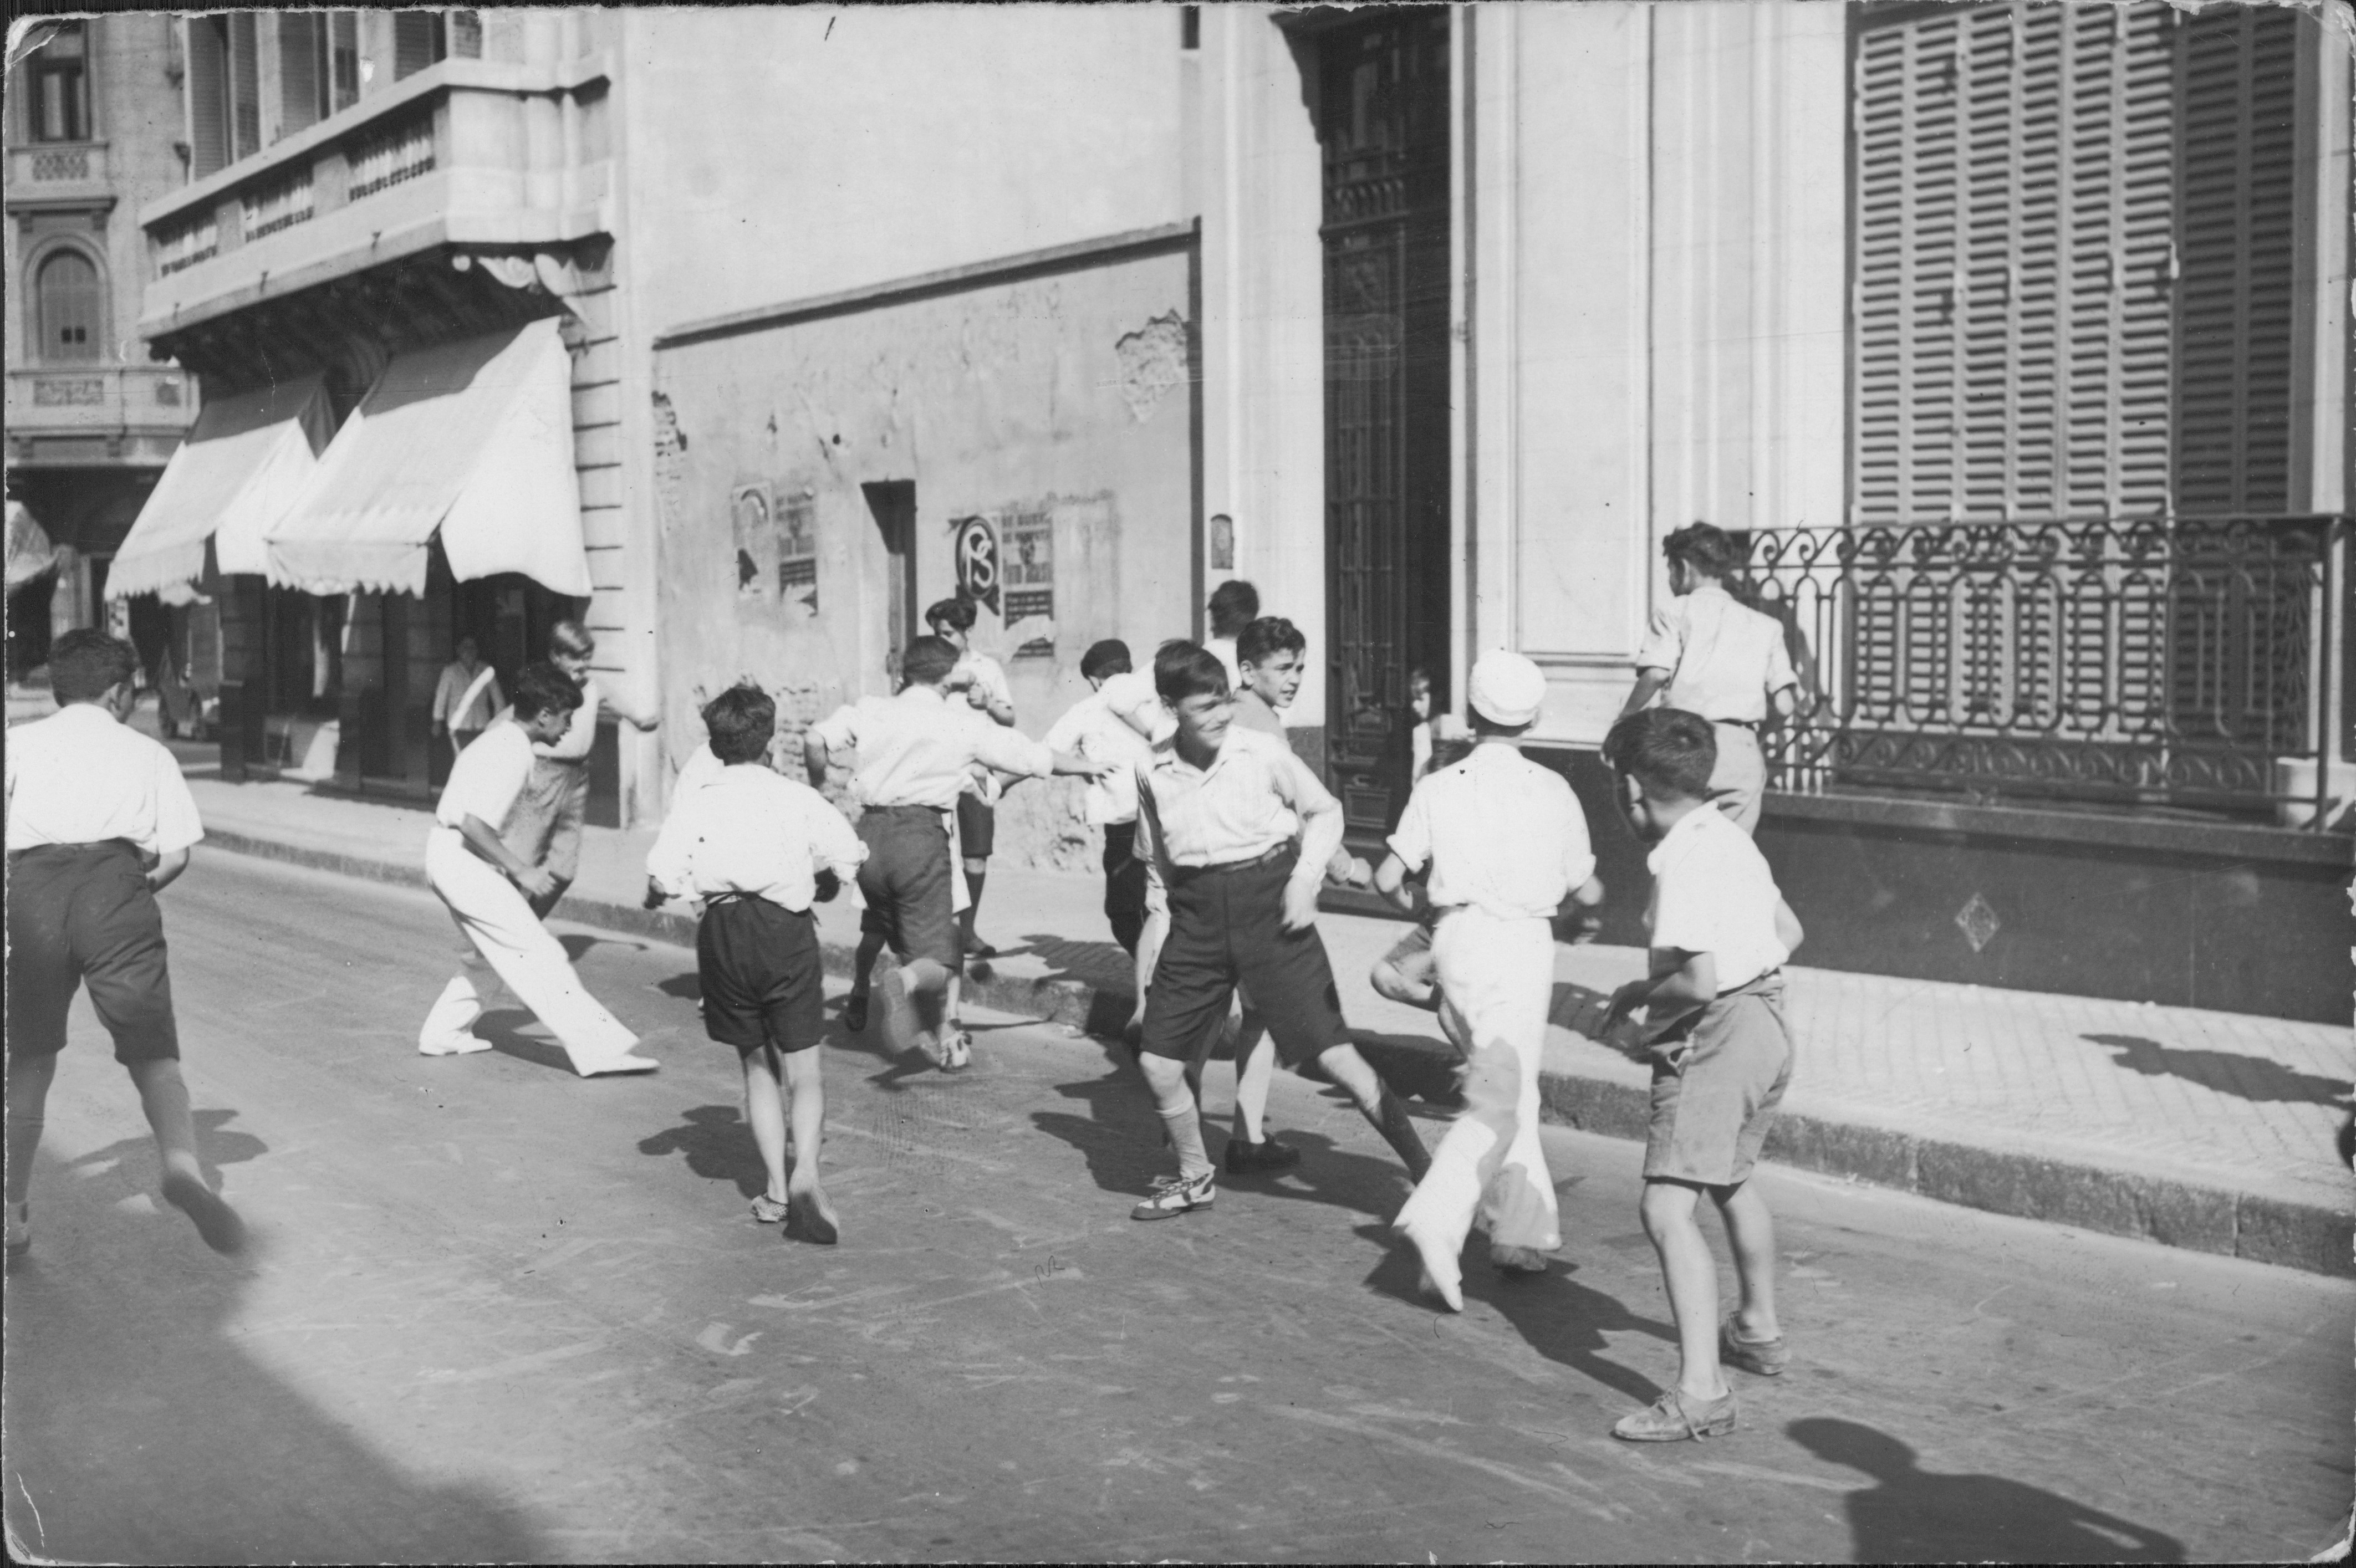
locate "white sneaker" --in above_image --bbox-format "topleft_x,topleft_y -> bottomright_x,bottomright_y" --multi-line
573,1051 -> 659,1077
939,1030 -> 973,1072
419,1034 -> 495,1057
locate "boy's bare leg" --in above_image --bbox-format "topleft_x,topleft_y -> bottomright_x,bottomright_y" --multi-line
1639,1179 -> 1731,1401
1230,1015 -> 1275,1142
6,1053 -> 59,1209
1312,1043 -> 1431,1181
741,1044 -> 790,1207
128,1057 -> 246,1254
1714,1181 -> 1781,1344
781,1046 -> 838,1243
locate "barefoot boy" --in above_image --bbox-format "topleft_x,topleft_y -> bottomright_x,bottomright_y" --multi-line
1377,652 -> 1603,1308
1125,642 -> 1429,1221
1598,707 -> 1806,1441
6,630 -> 246,1258
419,662 -> 657,1076
647,686 -> 864,1244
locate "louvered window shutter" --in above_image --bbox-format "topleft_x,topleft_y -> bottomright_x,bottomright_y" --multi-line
1852,2 -> 2178,526
278,13 -> 322,139
2173,7 -> 2299,515
392,13 -> 445,81
228,12 -> 259,163
186,17 -> 228,180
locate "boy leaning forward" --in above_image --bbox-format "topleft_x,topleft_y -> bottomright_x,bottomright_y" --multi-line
1378,650 -> 1603,1311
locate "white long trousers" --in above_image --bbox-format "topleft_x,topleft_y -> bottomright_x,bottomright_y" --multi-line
1394,907 -> 1560,1256
420,827 -> 640,1070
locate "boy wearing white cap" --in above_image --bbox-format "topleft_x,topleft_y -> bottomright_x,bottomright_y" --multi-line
1374,651 -> 1602,1309
1620,523 -> 1799,835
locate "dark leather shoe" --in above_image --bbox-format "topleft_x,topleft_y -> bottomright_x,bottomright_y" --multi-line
1224,1136 -> 1303,1174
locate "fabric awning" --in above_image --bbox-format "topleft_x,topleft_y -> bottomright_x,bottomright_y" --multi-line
6,500 -> 59,590
263,318 -> 591,598
104,374 -> 332,600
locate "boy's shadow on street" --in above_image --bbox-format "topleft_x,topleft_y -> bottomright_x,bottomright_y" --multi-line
636,1104 -> 767,1199
1031,1071 -> 1414,1218
1354,1221 -> 1676,1405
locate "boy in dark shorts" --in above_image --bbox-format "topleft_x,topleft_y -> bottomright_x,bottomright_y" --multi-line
5,630 -> 244,1257
1125,642 -> 1430,1220
925,595 -> 1019,958
1599,707 -> 1807,1442
648,686 -> 865,1244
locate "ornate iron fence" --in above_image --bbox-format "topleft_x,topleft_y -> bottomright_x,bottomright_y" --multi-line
1740,515 -> 2349,823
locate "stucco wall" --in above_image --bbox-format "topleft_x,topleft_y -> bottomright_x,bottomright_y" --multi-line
649,245 -> 1197,869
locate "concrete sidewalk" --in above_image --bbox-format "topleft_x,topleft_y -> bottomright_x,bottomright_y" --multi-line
177,769 -> 2356,1277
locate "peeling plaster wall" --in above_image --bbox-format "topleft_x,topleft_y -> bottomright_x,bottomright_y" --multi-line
651,248 -> 1196,871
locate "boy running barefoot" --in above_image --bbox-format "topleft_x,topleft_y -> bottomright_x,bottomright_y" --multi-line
647,686 -> 865,1244
1126,642 -> 1430,1221
1599,707 -> 1806,1442
1376,653 -> 1603,1307
6,630 -> 244,1257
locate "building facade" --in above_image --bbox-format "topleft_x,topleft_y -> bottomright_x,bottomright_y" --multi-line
124,4 -> 2349,1015
4,14 -> 197,683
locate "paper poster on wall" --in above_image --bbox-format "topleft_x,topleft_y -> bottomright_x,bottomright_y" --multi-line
732,483 -> 769,596
1000,509 -> 1054,657
779,491 -> 817,613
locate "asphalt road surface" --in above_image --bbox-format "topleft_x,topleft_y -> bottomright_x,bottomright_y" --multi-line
6,852 -> 2349,1564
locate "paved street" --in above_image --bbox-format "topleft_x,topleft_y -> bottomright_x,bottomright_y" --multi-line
5,851 -> 2349,1565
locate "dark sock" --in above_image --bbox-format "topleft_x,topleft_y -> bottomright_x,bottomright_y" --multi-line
1370,1089 -> 1432,1182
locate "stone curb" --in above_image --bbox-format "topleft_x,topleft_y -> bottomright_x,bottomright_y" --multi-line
206,827 -> 2354,1279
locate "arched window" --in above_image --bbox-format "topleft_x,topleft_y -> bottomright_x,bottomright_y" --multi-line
35,250 -> 102,361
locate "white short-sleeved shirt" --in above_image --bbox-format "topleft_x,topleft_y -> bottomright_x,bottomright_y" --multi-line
4,704 -> 204,857
645,764 -> 867,912
1387,742 -> 1595,921
1043,676 -> 1165,826
436,722 -> 537,830
955,652 -> 1015,717
669,742 -> 726,813
808,686 -> 1053,810
1645,803 -> 1789,992
1133,724 -> 1334,869
1634,585 -> 1798,724
432,661 -> 502,731
1207,637 -> 1242,692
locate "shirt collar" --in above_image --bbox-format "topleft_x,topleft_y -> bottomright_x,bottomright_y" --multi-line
52,702 -> 121,729
1690,583 -> 1732,602
1150,732 -> 1235,778
901,685 -> 948,707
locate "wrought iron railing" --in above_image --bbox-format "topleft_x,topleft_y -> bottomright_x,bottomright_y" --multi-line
1740,514 -> 2349,825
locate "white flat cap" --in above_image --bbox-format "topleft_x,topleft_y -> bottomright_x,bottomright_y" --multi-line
1467,648 -> 1547,727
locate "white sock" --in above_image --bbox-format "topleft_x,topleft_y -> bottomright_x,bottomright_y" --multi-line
1159,1104 -> 1212,1181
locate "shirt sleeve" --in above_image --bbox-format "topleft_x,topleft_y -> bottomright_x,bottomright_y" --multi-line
804,789 -> 869,877
1634,601 -> 1684,676
1133,769 -> 1170,917
808,703 -> 860,754
1647,858 -> 1715,958
1043,701 -> 1088,757
1101,673 -> 1170,741
436,728 -> 529,828
1557,781 -> 1596,892
644,790 -> 701,896
1385,778 -> 1435,873
972,722 -> 1054,779
152,750 -> 204,856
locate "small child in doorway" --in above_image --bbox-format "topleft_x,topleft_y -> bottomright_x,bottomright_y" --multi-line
1598,707 -> 1806,1442
647,686 -> 866,1244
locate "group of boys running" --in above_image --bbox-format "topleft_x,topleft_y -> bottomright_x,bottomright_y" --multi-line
6,523 -> 1806,1444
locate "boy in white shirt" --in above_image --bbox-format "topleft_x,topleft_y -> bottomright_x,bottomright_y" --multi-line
1376,651 -> 1603,1309
647,686 -> 866,1244
926,595 -> 1019,959
1042,640 -> 1166,959
1620,523 -> 1800,835
419,663 -> 657,1076
1599,707 -> 1807,1442
6,630 -> 244,1257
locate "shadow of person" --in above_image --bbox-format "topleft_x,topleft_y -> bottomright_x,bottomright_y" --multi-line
1031,1072 -> 1177,1197
2082,1034 -> 2352,1109
472,1007 -> 578,1075
4,1149 -> 543,1564
655,972 -> 701,1002
1017,932 -> 1139,1037
63,1107 -> 268,1193
1788,1417 -> 2186,1564
635,1104 -> 764,1199
557,931 -> 647,966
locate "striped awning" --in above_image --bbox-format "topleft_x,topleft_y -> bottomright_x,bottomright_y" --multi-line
105,374 -> 332,599
263,318 -> 590,598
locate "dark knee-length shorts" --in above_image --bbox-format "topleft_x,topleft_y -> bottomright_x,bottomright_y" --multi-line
698,895 -> 826,1055
7,840 -> 180,1064
855,805 -> 962,971
1138,847 -> 1347,1071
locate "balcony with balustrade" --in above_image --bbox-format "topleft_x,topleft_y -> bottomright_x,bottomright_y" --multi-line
4,365 -> 194,468
136,34 -> 613,384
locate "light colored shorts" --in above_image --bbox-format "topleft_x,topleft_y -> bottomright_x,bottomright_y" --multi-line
1643,973 -> 1793,1188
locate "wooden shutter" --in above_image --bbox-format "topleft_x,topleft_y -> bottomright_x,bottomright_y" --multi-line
392,13 -> 444,80
277,13 -> 321,137
2173,7 -> 2299,515
186,17 -> 227,180
1851,2 -> 2178,526
228,12 -> 259,162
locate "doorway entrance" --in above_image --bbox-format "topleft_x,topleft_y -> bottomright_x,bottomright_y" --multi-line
1313,7 -> 1452,836
864,480 -> 919,689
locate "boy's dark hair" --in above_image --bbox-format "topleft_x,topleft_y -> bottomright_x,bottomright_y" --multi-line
49,629 -> 139,704
1154,639 -> 1230,706
1602,708 -> 1716,800
1237,616 -> 1306,669
902,635 -> 962,686
549,617 -> 595,658
1662,523 -> 1745,581
1081,639 -> 1133,681
1207,579 -> 1259,637
702,685 -> 777,766
925,595 -> 977,634
511,661 -> 585,722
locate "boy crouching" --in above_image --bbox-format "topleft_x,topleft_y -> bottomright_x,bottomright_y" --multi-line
647,686 -> 866,1244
